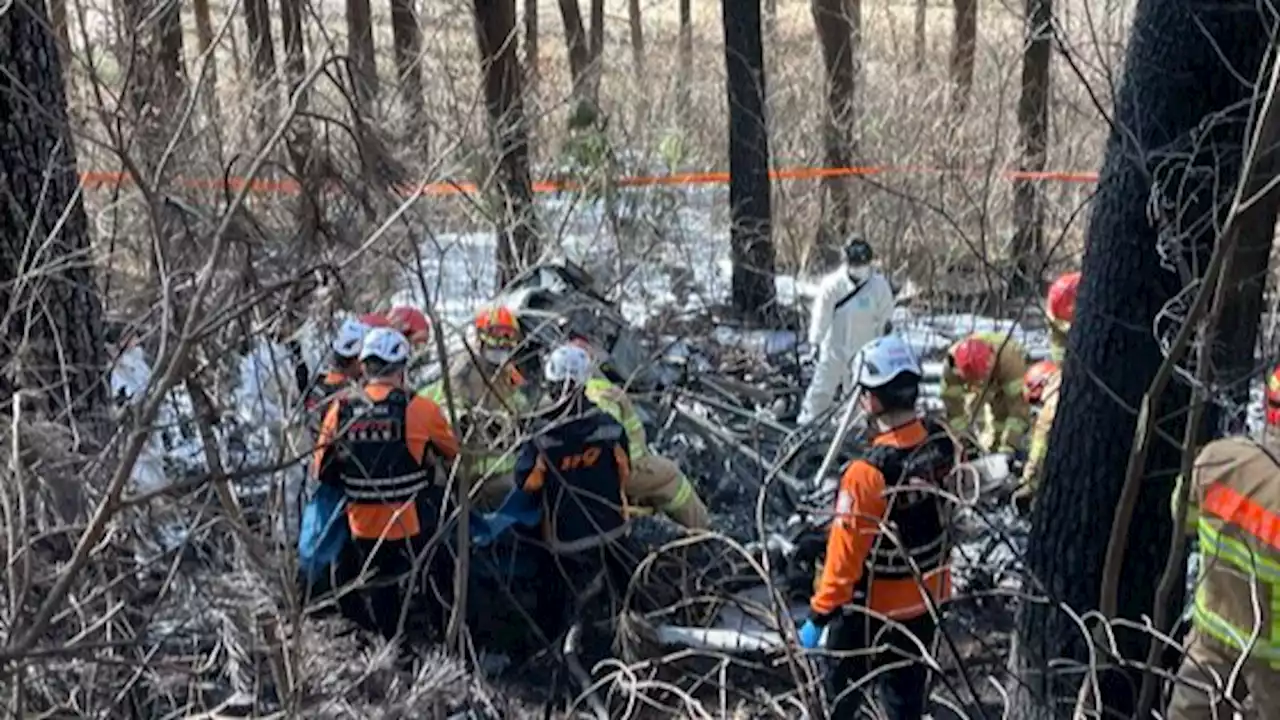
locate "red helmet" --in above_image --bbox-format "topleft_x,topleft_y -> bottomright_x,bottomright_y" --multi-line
1023,359 -> 1059,404
1266,365 -> 1280,426
386,306 -> 430,346
474,306 -> 520,349
359,312 -> 390,328
1048,271 -> 1081,324
951,337 -> 996,383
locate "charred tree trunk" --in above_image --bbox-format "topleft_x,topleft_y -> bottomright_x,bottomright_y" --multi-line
812,0 -> 858,249
473,0 -> 539,285
1010,0 -> 1051,296
949,0 -> 976,117
1008,0 -> 1276,716
390,0 -> 427,137
244,0 -> 277,119
722,0 -> 776,323
0,0 -> 107,420
557,0 -> 598,121
347,0 -> 378,109
627,0 -> 644,81
677,0 -> 692,120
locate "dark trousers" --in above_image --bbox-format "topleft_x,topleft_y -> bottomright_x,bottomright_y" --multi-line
825,611 -> 937,720
338,535 -> 451,641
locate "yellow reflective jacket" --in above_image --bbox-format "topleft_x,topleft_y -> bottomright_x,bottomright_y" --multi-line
419,355 -> 529,482
939,331 -> 1031,452
585,376 -> 647,459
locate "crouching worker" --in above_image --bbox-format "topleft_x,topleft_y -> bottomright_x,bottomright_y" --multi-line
798,335 -> 958,720
1014,359 -> 1060,513
498,343 -> 636,634
419,305 -> 530,510
569,336 -> 709,530
1164,395 -> 1280,719
940,332 -> 1030,455
313,327 -> 459,640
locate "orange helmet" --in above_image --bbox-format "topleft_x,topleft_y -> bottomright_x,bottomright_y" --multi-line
359,312 -> 390,328
1023,359 -> 1059,404
951,337 -> 996,383
1048,271 -> 1081,324
1266,365 -> 1280,426
475,305 -> 521,350
386,306 -> 430,346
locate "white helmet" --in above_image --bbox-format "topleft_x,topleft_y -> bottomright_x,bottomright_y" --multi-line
854,335 -> 921,389
544,343 -> 592,386
332,317 -> 371,359
359,327 -> 411,366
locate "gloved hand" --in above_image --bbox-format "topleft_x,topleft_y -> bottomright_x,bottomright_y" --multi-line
492,488 -> 541,527
797,618 -> 823,649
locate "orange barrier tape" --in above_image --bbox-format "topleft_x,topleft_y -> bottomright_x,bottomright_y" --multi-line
78,163 -> 1100,197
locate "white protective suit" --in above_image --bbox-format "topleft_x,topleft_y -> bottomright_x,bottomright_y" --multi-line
798,266 -> 896,424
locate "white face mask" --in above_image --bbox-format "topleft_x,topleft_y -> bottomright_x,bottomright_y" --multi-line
483,348 -> 512,366
847,264 -> 872,283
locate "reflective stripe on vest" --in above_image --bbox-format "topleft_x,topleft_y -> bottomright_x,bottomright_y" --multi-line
585,377 -> 647,459
1193,481 -> 1280,668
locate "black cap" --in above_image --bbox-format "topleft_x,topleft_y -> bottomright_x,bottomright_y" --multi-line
843,234 -> 873,265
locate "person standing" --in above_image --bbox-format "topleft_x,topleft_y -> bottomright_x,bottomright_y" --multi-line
798,235 -> 896,425
798,335 -> 958,719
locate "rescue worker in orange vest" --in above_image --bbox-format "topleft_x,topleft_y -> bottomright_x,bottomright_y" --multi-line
300,313 -> 385,437
418,306 -> 531,510
313,327 -> 459,640
939,331 -> 1030,454
1164,378 -> 1280,718
799,334 -> 958,720
567,335 -> 709,530
504,342 -> 635,629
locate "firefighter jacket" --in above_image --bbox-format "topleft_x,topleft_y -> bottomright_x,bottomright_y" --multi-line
940,331 -> 1030,453
419,355 -> 529,494
1182,436 -> 1280,667
585,376 -> 706,525
514,404 -> 632,554
1021,368 -> 1061,492
800,269 -> 896,424
1048,318 -> 1069,364
313,381 -> 459,541
810,417 -> 957,623
301,368 -> 354,437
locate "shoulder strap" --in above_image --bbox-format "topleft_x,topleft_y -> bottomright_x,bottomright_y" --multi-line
831,278 -> 870,313
862,445 -> 905,486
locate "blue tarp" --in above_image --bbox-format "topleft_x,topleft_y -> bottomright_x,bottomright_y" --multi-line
298,483 -> 349,584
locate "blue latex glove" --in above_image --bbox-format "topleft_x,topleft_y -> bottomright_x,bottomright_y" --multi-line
492,488 -> 541,527
798,619 -> 822,649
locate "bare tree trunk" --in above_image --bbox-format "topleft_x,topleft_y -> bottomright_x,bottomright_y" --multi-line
812,0 -> 858,250
524,0 -> 539,98
557,0 -> 598,122
723,0 -> 776,323
473,0 -> 540,285
244,0 -> 277,125
677,0 -> 692,123
589,0 -> 603,60
0,0 -> 107,420
1011,0 -> 1051,296
192,0 -> 219,112
914,0 -> 927,72
281,0 -> 319,245
47,0 -> 71,67
347,0 -> 378,109
158,0 -> 186,102
390,0 -> 427,137
949,0 -> 976,116
627,0 -> 644,80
